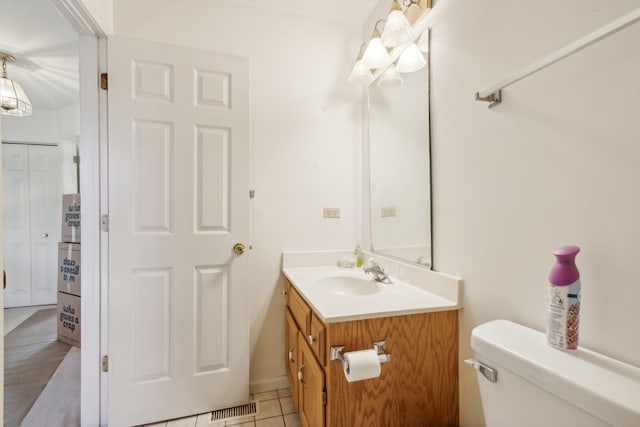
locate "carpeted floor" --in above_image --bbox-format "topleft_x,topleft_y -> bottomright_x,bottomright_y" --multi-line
21,346 -> 81,427
4,308 -> 72,427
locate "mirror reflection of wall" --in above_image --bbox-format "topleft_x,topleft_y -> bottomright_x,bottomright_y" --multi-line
368,62 -> 431,267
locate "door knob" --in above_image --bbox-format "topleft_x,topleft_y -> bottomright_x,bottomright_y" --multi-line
233,243 -> 246,255
42,233 -> 49,238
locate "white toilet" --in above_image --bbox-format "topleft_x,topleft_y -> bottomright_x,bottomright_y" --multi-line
467,320 -> 640,427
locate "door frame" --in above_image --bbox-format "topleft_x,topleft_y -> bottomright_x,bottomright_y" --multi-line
49,1 -> 107,425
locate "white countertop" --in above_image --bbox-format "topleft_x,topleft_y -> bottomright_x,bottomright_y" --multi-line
282,265 -> 461,323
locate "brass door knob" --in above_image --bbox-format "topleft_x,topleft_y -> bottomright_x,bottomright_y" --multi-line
233,243 -> 246,255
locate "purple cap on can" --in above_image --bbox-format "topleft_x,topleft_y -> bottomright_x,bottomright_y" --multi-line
549,245 -> 580,286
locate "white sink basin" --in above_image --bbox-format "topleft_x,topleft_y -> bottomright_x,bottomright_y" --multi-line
315,275 -> 380,296
282,266 -> 461,323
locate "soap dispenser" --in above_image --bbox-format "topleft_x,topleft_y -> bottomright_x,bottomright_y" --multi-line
355,245 -> 363,268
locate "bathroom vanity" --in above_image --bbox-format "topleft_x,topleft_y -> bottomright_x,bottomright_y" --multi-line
283,261 -> 462,427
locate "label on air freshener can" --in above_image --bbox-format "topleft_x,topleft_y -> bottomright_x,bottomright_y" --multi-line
547,280 -> 581,349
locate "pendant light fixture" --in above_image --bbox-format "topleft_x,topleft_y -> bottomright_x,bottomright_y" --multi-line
381,0 -> 413,47
0,53 -> 32,117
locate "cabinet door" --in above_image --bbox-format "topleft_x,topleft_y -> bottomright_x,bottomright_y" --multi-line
298,333 -> 325,427
309,313 -> 326,366
285,309 -> 299,410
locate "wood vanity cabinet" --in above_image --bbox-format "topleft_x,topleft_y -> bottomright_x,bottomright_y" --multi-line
284,278 -> 459,427
285,281 -> 326,427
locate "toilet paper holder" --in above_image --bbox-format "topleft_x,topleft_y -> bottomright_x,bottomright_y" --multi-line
330,341 -> 392,374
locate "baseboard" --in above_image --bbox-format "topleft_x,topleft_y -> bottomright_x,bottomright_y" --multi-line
250,375 -> 290,394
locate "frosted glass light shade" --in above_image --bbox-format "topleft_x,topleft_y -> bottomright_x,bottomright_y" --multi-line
381,10 -> 413,47
377,65 -> 403,87
362,37 -> 391,69
0,76 -> 32,117
417,29 -> 429,52
348,59 -> 374,86
396,43 -> 426,73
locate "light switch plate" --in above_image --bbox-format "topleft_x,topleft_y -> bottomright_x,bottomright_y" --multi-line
381,207 -> 396,217
323,207 -> 340,218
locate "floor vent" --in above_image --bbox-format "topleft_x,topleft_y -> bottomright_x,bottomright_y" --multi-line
210,401 -> 260,422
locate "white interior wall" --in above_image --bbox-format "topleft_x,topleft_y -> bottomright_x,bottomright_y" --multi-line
78,0 -> 113,34
1,109 -> 59,143
58,103 -> 80,193
113,0 -> 364,388
427,0 -> 640,425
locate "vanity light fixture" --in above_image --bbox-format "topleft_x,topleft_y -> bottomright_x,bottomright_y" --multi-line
403,0 -> 433,25
377,64 -> 403,87
396,43 -> 426,73
0,53 -> 32,117
381,0 -> 413,47
348,44 -> 374,86
348,1 -> 432,87
362,20 -> 391,69
417,27 -> 429,52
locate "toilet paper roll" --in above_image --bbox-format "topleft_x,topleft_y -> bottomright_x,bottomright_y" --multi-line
343,349 -> 381,382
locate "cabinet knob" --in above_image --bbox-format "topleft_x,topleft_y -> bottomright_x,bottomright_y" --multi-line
308,335 -> 316,345
298,364 -> 305,383
282,289 -> 288,297
288,347 -> 295,362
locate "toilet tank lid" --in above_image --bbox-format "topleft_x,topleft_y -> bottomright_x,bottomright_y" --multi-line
471,320 -> 640,427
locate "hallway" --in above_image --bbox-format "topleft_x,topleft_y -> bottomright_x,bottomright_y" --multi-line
4,305 -> 80,426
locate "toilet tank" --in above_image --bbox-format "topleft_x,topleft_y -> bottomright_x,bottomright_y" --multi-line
469,320 -> 640,427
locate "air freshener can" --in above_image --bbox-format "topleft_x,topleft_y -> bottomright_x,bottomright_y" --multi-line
547,245 -> 581,350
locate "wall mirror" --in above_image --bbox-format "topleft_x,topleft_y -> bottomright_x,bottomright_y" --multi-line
367,33 -> 431,268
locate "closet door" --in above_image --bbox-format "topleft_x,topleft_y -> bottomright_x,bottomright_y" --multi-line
3,144 -> 32,307
2,144 -> 61,307
28,145 -> 61,305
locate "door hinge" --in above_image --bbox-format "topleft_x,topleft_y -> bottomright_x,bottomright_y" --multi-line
322,390 -> 327,405
100,73 -> 108,90
101,214 -> 109,232
101,355 -> 109,372
249,189 -> 255,199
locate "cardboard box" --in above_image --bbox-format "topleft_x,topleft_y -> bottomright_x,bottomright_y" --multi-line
61,193 -> 81,243
57,291 -> 81,347
58,242 -> 81,296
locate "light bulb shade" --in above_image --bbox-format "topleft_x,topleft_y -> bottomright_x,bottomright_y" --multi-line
0,76 -> 32,116
377,65 -> 403,87
417,29 -> 429,52
362,37 -> 391,69
396,43 -> 426,73
381,10 -> 413,47
348,60 -> 374,86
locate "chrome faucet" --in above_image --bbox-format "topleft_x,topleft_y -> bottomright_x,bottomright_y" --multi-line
363,261 -> 393,284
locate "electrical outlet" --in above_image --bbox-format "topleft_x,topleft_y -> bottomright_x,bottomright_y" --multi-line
323,208 -> 340,219
381,206 -> 396,217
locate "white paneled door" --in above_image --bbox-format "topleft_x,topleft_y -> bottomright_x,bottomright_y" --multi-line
2,143 -> 61,308
107,37 -> 250,426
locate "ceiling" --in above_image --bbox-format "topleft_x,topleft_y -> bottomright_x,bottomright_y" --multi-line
0,0 -> 79,111
0,0 -> 377,112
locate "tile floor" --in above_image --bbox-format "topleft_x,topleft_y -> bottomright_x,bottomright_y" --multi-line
145,389 -> 302,427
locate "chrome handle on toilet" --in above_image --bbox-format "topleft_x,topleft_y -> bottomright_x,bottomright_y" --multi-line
464,359 -> 498,383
